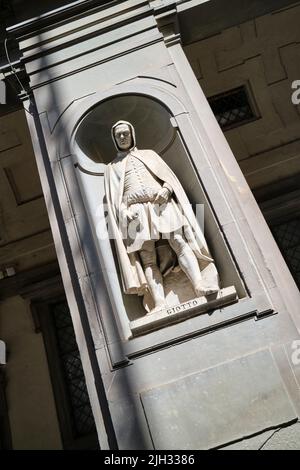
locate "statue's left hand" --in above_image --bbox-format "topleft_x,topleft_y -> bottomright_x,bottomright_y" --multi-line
154,188 -> 171,205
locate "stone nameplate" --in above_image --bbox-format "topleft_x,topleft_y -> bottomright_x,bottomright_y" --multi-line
130,286 -> 237,337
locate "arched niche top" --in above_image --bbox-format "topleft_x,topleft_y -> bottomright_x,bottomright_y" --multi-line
74,94 -> 175,164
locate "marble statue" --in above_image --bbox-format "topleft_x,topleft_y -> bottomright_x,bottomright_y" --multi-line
104,120 -> 219,314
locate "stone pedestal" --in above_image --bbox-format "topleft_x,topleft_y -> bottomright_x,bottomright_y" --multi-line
130,286 -> 237,337
9,0 -> 300,450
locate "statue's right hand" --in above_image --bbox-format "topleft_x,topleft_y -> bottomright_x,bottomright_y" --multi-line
123,208 -> 138,223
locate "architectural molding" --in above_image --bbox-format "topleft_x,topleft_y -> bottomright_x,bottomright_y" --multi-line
0,260 -> 61,300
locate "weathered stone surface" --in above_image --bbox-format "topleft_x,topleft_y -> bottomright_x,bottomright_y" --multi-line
141,349 -> 297,449
224,420 -> 300,450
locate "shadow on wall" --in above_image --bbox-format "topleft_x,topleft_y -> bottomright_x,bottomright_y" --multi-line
73,94 -> 247,326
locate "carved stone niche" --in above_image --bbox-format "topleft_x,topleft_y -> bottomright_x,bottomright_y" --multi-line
72,94 -> 245,339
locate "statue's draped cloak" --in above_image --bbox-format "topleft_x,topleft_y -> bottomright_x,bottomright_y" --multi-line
104,148 -> 216,296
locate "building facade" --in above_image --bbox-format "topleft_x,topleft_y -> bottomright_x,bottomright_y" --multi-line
0,0 -> 300,450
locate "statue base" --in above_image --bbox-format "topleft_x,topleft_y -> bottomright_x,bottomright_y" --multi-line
130,286 -> 238,337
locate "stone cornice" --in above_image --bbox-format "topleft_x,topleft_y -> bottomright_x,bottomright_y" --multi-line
9,1 -> 154,64
6,0 -> 122,38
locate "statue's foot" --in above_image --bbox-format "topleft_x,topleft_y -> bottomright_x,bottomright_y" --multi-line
195,282 -> 219,298
147,304 -> 167,315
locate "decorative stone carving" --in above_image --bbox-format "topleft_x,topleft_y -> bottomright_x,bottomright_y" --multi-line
105,120 -> 223,317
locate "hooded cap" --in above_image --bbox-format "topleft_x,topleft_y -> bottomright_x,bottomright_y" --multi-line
111,120 -> 136,153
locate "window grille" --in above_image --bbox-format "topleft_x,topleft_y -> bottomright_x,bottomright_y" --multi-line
271,217 -> 300,288
208,86 -> 256,130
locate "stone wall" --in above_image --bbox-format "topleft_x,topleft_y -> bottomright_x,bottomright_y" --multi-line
0,109 -> 56,272
184,2 -> 300,197
0,295 -> 62,449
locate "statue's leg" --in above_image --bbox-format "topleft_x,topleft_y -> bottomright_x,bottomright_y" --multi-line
139,240 -> 166,313
169,232 -> 218,297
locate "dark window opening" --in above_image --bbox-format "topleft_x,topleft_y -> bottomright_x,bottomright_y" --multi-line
208,86 -> 256,130
0,368 -> 12,450
271,217 -> 300,289
36,297 -> 99,450
51,301 -> 97,439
